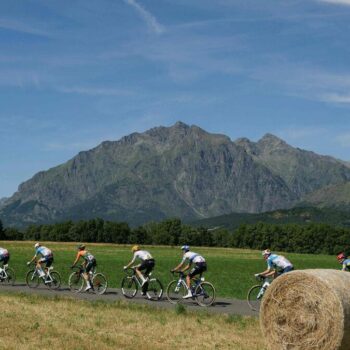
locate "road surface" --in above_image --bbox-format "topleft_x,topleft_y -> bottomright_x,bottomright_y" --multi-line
0,283 -> 258,317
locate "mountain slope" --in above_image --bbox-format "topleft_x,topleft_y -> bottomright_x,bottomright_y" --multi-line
1,122 -> 299,227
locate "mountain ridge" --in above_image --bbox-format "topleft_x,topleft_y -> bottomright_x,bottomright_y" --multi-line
2,121 -> 350,227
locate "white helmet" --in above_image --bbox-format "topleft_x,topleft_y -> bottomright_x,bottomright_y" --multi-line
34,242 -> 40,248
262,249 -> 271,256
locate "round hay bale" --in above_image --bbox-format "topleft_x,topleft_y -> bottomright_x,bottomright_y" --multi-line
260,269 -> 350,350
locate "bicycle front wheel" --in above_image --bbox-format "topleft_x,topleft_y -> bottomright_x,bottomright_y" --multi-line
146,278 -> 163,301
92,273 -> 108,295
4,268 -> 15,285
247,285 -> 266,311
166,280 -> 186,304
195,281 -> 216,307
26,269 -> 40,288
47,271 -> 61,290
68,271 -> 84,292
121,276 -> 138,298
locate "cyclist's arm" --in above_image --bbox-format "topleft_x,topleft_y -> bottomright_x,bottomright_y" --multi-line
258,268 -> 274,277
124,254 -> 137,269
180,263 -> 191,272
72,252 -> 81,267
28,253 -> 38,264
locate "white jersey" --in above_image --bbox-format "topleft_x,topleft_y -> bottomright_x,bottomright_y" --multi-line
267,254 -> 292,269
0,248 -> 8,256
131,250 -> 153,263
181,251 -> 206,264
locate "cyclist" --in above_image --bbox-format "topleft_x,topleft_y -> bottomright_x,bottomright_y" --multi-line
337,252 -> 350,271
0,247 -> 10,272
27,243 -> 54,282
171,245 -> 207,299
71,244 -> 96,291
124,245 -> 155,294
256,249 -> 294,279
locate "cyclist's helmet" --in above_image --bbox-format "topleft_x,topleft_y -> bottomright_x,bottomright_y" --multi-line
77,244 -> 85,250
34,242 -> 40,248
181,245 -> 190,252
131,245 -> 140,252
262,249 -> 271,257
337,252 -> 347,262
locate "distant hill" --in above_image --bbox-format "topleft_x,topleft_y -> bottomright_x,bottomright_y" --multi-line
2,121 -> 350,228
191,207 -> 350,231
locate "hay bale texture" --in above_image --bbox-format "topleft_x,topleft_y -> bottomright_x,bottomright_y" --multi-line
260,269 -> 350,350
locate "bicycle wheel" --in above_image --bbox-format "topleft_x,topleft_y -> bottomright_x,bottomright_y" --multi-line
146,278 -> 163,301
247,285 -> 266,311
47,271 -> 61,290
3,268 -> 15,285
92,273 -> 108,295
195,281 -> 216,307
166,279 -> 187,304
26,269 -> 40,288
68,271 -> 84,292
121,276 -> 138,298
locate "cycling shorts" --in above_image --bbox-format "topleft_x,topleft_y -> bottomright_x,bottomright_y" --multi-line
189,262 -> 207,278
277,266 -> 294,276
85,259 -> 97,273
139,259 -> 155,276
0,254 -> 9,265
39,255 -> 54,267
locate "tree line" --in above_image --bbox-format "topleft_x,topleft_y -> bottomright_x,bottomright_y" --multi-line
0,218 -> 349,255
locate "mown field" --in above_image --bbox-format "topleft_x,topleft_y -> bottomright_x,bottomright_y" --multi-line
0,241 -> 340,299
0,292 -> 266,350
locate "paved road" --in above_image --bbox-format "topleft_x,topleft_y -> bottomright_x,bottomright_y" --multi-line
0,283 -> 258,317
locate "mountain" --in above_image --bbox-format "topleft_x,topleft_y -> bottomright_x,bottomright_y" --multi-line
1,122 -> 350,227
191,206 -> 350,231
301,182 -> 350,210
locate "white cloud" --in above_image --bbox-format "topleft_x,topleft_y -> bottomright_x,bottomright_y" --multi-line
321,93 -> 350,104
277,127 -> 327,141
123,0 -> 164,34
318,0 -> 350,5
57,86 -> 133,96
0,18 -> 51,37
336,133 -> 350,147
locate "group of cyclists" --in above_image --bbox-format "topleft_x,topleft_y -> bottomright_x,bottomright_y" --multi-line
0,242 -> 349,298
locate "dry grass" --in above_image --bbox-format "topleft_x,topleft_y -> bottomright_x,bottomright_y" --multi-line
0,292 -> 266,350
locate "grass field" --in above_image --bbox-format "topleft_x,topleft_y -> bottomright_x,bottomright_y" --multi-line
0,241 -> 340,299
0,292 -> 266,350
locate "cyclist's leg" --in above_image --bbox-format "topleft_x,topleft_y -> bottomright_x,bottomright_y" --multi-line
37,258 -> 46,276
187,263 -> 206,289
135,263 -> 147,284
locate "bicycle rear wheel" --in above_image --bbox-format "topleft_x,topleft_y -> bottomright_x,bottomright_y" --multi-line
146,278 -> 163,301
247,285 -> 266,311
195,281 -> 216,306
47,271 -> 61,290
121,276 -> 137,298
92,273 -> 108,295
166,280 -> 186,304
3,268 -> 15,285
68,271 -> 84,292
26,269 -> 40,288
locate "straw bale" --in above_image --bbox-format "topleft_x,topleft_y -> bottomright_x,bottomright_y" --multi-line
260,269 -> 350,350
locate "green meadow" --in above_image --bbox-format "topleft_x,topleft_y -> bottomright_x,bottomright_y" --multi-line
0,241 -> 340,299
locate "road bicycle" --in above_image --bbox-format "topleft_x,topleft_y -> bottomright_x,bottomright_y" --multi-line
166,271 -> 216,307
0,264 -> 15,285
247,275 -> 271,311
68,265 -> 108,295
26,262 -> 61,289
121,267 -> 163,301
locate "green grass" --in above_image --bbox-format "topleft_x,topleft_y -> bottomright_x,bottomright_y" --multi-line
0,241 -> 340,299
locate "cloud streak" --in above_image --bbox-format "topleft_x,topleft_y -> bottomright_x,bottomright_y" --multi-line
123,0 -> 164,34
0,18 -> 51,37
319,0 -> 350,5
57,86 -> 133,97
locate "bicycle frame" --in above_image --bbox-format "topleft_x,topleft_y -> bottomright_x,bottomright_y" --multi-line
172,271 -> 203,295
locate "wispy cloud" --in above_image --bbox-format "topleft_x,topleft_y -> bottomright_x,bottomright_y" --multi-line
56,86 -> 133,96
321,93 -> 350,104
123,0 -> 164,34
0,18 -> 51,37
277,126 -> 327,141
318,0 -> 350,5
336,133 -> 350,147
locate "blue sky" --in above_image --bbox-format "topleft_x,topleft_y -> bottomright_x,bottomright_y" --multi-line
1,0 -> 350,197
